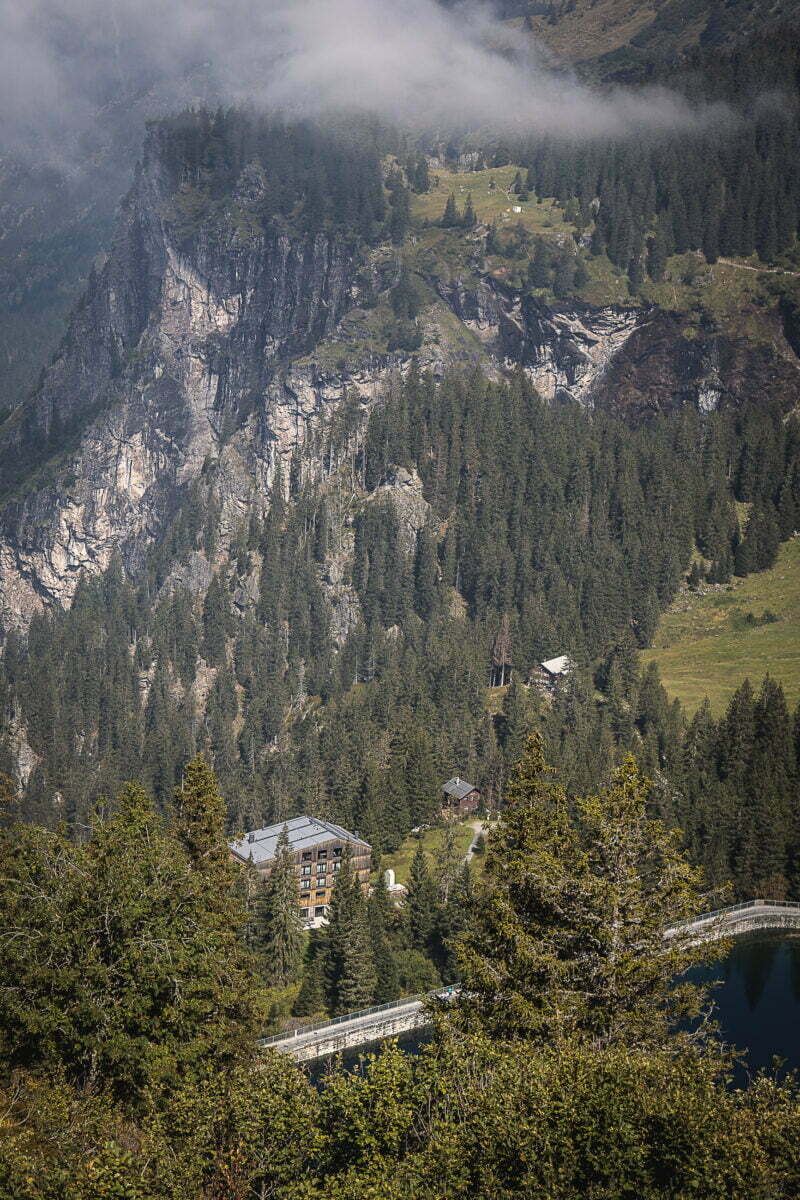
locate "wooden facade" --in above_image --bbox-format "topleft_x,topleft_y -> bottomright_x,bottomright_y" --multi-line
291,838 -> 371,924
441,776 -> 481,818
529,654 -> 573,696
230,817 -> 371,927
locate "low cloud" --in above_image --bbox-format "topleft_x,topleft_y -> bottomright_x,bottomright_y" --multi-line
0,0 -> 726,169
260,0 -> 722,137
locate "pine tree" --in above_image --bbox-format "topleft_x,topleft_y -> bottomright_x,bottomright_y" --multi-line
441,193 -> 460,228
0,781 -> 264,1098
449,734 -> 718,1047
406,841 -> 438,952
323,845 -> 376,1013
202,573 -> 230,667
259,825 -> 304,987
462,193 -> 476,228
413,526 -> 439,620
292,959 -> 326,1017
528,238 -> 551,288
173,755 -> 230,877
369,875 -> 401,1003
337,907 -> 378,1011
647,218 -> 669,281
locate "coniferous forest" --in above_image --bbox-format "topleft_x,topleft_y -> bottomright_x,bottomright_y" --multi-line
1,1 -> 800,1195
3,366 -> 799,903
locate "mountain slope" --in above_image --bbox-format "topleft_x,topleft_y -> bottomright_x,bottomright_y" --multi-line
514,0 -> 800,74
0,106 -> 797,863
643,538 -> 800,715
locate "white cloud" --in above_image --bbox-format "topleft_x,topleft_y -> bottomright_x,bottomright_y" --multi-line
0,0 -> 727,165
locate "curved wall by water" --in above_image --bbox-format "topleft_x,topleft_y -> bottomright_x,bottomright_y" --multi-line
308,935 -> 800,1079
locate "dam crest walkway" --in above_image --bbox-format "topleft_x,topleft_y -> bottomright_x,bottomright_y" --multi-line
264,900 -> 800,1062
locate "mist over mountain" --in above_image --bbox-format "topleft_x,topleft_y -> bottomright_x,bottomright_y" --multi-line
0,0 -> 745,409
1,0 -> 727,165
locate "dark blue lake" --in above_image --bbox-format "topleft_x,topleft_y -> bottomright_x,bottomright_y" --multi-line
700,934 -> 800,1072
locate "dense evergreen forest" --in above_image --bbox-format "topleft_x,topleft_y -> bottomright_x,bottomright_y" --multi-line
2,7 -> 800,1193
2,745 -> 799,1198
2,364 -> 799,905
157,109 -> 395,244
2,29 -> 800,948
448,36 -> 800,291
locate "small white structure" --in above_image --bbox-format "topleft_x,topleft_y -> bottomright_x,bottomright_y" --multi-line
512,205 -> 522,213
541,654 -> 571,677
384,867 -> 407,899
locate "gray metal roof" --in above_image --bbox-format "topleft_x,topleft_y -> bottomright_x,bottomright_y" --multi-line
229,815 -> 370,867
540,654 -> 571,676
442,776 -> 478,800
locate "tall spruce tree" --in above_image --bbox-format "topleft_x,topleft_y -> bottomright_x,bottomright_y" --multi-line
323,845 -> 377,1013
406,841 -> 439,953
0,781 -> 264,1101
173,754 -> 229,876
441,193 -> 460,227
259,825 -> 304,987
369,874 -> 401,1003
450,734 -> 720,1047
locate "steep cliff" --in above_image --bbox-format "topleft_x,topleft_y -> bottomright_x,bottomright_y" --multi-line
2,125 -> 799,643
0,127 -> 365,635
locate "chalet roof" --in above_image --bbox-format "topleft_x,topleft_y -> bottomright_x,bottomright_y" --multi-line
442,776 -> 478,800
540,655 -> 571,676
229,815 -> 370,867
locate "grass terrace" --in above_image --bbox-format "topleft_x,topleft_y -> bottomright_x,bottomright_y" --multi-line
410,164 -> 574,235
643,538 -> 800,715
380,821 -> 479,885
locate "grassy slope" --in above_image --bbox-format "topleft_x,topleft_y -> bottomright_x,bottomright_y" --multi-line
412,164 -> 572,235
514,0 -> 800,70
642,539 -> 800,716
380,821 -> 478,885
410,165 -> 800,316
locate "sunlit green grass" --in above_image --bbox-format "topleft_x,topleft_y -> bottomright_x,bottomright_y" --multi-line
642,539 -> 800,715
380,821 -> 478,885
410,164 -> 572,235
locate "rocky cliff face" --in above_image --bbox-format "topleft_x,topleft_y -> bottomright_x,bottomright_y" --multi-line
429,269 -> 800,418
0,132 -> 363,636
591,308 -> 800,420
1,130 -> 799,646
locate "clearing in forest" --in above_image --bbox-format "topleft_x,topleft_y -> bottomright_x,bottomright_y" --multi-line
642,538 -> 800,715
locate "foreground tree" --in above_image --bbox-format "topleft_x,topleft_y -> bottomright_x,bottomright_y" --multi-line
258,825 -> 304,987
323,847 -> 377,1013
314,1035 -> 800,1199
406,841 -> 439,953
0,777 -> 264,1103
449,733 -> 722,1046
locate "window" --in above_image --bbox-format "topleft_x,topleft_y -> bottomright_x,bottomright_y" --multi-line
301,865 -> 311,875
317,849 -> 328,860
300,890 -> 310,899
332,861 -> 341,872
333,846 -> 342,857
315,889 -> 326,898
316,862 -> 326,873
314,905 -> 325,917
301,851 -> 312,861
301,908 -> 309,918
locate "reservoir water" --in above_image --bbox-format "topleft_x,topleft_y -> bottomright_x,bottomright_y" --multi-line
699,933 -> 800,1072
310,934 -> 800,1079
